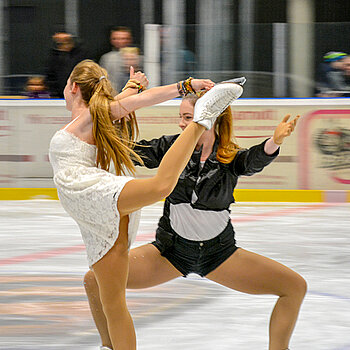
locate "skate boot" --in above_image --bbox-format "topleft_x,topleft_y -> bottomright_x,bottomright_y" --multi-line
192,79 -> 244,130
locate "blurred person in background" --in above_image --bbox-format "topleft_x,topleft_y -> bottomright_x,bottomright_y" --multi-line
99,26 -> 135,92
46,29 -> 88,98
24,76 -> 50,99
316,51 -> 348,96
326,55 -> 350,96
84,80 -> 305,350
115,47 -> 143,92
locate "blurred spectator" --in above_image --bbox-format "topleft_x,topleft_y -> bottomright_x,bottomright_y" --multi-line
115,47 -> 142,90
24,76 -> 50,99
99,26 -> 134,92
160,27 -> 196,84
46,30 -> 88,97
326,55 -> 350,96
177,48 -> 196,74
316,51 -> 348,96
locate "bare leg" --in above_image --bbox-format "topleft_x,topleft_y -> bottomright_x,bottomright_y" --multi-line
85,244 -> 182,349
206,248 -> 307,350
92,216 -> 135,350
84,271 -> 113,349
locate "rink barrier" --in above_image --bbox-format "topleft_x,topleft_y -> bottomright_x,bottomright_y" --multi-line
234,189 -> 350,202
0,188 -> 349,202
0,188 -> 58,200
1,98 -> 350,191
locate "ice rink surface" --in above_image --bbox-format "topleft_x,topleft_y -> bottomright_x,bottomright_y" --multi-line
0,200 -> 349,350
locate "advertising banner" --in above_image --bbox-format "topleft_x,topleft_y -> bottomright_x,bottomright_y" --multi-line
0,99 -> 349,191
298,109 -> 350,190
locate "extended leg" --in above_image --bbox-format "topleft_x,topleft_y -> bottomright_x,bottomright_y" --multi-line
206,248 -> 307,350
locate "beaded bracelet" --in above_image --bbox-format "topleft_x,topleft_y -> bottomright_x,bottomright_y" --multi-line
183,77 -> 195,95
122,79 -> 145,93
177,77 -> 195,96
137,83 -> 146,93
177,81 -> 185,96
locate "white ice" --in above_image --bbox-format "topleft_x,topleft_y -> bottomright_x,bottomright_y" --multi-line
0,200 -> 349,350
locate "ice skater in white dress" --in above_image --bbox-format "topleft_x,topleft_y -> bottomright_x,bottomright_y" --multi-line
49,59 -> 243,350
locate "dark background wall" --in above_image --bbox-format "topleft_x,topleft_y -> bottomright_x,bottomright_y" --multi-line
3,0 -> 350,82
79,0 -> 141,62
5,0 -> 65,75
4,0 -> 143,76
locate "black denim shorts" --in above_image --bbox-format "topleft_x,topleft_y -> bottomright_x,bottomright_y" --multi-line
151,221 -> 238,277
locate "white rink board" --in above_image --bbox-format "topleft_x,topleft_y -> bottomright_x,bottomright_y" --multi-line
0,98 -> 349,190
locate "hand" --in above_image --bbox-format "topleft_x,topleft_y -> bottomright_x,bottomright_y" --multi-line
129,66 -> 149,89
273,114 -> 300,145
190,79 -> 215,92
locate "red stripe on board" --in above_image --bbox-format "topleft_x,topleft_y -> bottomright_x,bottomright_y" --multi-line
331,174 -> 350,184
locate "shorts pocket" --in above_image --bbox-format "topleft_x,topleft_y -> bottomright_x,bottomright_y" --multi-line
155,227 -> 175,254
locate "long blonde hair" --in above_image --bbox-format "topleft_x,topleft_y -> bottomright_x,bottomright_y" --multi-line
183,92 -> 240,164
69,59 -> 142,175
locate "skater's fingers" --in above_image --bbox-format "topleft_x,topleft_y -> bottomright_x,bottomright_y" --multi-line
282,114 -> 291,123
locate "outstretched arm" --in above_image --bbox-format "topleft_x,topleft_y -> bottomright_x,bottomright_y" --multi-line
231,115 -> 300,177
110,78 -> 214,121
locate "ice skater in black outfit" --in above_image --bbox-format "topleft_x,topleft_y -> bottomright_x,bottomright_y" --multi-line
84,89 -> 304,350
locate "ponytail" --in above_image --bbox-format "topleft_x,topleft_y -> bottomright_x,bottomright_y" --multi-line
70,59 -> 143,175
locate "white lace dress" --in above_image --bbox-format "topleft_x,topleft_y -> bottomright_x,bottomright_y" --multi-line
49,129 -> 140,267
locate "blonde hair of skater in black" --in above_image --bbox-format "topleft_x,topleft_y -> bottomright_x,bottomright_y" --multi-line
84,86 -> 303,350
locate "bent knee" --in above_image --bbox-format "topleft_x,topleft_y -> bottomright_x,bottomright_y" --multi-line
283,273 -> 307,299
83,270 -> 98,291
295,274 -> 308,298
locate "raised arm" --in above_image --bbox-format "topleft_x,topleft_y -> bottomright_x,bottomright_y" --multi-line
110,78 -> 215,121
231,115 -> 300,177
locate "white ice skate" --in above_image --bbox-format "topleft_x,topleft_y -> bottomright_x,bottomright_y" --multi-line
192,78 -> 244,130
